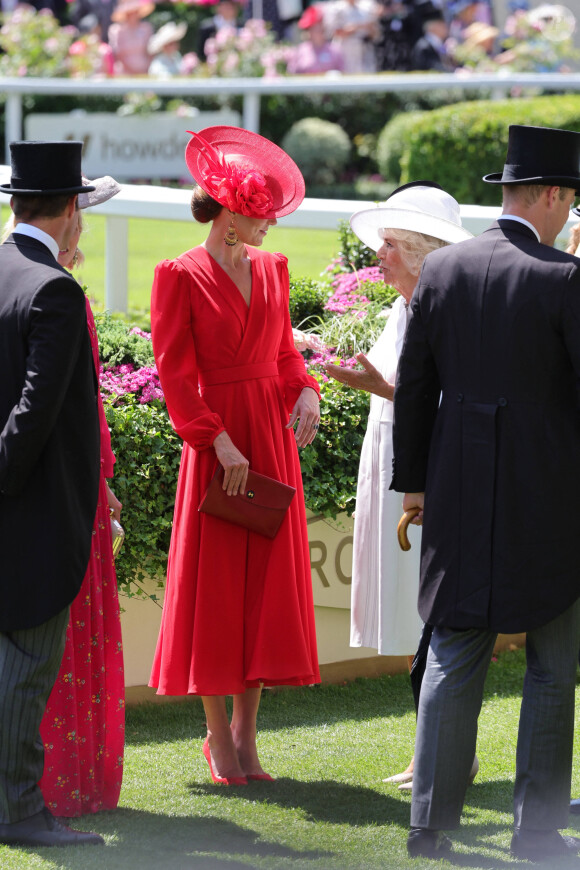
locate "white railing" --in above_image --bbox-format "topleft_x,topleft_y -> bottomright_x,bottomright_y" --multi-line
44,182 -> 577,311
3,66 -> 580,308
4,69 -> 580,158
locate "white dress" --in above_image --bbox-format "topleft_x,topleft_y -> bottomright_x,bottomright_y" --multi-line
350,296 -> 423,655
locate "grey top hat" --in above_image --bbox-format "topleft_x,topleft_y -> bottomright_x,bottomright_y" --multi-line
483,125 -> 580,193
0,141 -> 95,196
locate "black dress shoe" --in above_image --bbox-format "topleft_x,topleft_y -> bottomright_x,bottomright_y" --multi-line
510,828 -> 580,861
571,799 -> 580,815
407,827 -> 452,858
0,808 -> 104,847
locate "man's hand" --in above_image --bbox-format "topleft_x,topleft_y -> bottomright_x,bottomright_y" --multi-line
403,492 -> 424,525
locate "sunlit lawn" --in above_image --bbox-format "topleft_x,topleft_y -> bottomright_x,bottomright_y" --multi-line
0,205 -> 341,316
3,649 -> 580,870
75,215 -> 339,316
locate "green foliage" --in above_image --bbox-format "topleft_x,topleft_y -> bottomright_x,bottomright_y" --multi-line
104,396 -> 181,594
379,94 -> 580,205
335,219 -> 378,272
282,118 -> 351,186
95,312 -> 154,368
0,7 -> 86,77
260,92 -> 403,149
376,109 -> 425,182
316,302 -> 390,361
300,375 -> 369,517
288,274 -> 331,329
306,178 -> 394,201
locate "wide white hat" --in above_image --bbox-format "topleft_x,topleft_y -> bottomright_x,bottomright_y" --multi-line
148,21 -> 187,55
350,182 -> 473,252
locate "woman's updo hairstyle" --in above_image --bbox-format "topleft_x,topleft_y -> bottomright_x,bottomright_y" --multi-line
190,186 -> 223,223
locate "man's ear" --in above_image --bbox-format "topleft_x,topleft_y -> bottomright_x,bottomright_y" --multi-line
546,186 -> 560,208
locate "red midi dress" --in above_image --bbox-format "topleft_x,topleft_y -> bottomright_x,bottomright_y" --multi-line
149,246 -> 320,696
39,299 -> 125,817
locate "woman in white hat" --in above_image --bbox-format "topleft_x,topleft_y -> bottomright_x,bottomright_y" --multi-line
148,21 -> 188,77
325,182 -> 473,788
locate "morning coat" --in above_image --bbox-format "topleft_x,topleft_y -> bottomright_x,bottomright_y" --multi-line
0,234 -> 100,631
391,219 -> 580,633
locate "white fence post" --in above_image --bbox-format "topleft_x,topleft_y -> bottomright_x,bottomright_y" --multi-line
5,94 -> 22,160
105,216 -> 129,313
243,92 -> 261,134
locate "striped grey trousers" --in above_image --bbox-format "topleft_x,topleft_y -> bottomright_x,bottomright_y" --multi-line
0,607 -> 69,824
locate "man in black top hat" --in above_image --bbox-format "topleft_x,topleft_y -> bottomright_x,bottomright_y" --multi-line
391,124 -> 580,860
0,141 -> 103,847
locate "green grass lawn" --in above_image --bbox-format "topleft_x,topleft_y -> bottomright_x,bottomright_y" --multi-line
0,206 -> 341,315
3,648 -> 580,869
74,215 -> 339,315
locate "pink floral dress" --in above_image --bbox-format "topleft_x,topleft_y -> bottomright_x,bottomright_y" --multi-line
39,300 -> 125,817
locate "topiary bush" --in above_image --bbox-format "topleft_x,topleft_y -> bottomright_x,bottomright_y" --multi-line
378,94 -> 580,205
376,109 -> 425,183
282,118 -> 351,186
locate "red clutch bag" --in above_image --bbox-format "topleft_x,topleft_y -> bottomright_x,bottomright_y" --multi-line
198,466 -> 296,539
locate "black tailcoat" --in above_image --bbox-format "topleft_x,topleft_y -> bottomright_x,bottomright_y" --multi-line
0,234 -> 100,631
391,220 -> 580,633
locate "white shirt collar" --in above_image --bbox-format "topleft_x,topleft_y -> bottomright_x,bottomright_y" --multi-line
12,223 -> 60,261
498,214 -> 540,242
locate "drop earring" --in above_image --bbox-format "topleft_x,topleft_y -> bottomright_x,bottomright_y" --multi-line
224,216 -> 238,246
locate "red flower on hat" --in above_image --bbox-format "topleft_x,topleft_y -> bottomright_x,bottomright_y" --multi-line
213,165 -> 273,217
187,130 -> 274,217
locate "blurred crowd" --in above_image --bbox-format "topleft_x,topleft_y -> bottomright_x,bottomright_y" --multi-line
0,0 -> 577,77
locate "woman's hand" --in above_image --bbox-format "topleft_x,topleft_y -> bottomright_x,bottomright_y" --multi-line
287,387 -> 320,448
213,431 -> 249,495
325,352 -> 394,400
292,329 -> 326,353
106,483 -> 122,523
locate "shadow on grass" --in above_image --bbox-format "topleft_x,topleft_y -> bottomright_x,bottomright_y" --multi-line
41,807 -> 330,870
127,649 -> 529,746
189,776 -> 412,827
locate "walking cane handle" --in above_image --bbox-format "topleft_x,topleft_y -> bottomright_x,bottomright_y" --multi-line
397,508 -> 421,551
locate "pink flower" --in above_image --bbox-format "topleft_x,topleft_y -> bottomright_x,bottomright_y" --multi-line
223,52 -> 239,74
69,39 -> 87,55
129,326 -> 152,340
215,27 -> 236,48
99,363 -> 164,405
180,52 -> 199,75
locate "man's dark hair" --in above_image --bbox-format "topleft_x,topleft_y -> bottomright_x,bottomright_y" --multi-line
11,194 -> 77,222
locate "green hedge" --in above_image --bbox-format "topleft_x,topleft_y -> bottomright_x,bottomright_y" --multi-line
105,397 -> 181,597
377,94 -> 580,205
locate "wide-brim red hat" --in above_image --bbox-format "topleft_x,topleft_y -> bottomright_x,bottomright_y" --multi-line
185,126 -> 305,219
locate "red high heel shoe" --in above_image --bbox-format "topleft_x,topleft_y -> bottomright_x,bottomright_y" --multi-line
246,773 -> 275,782
202,738 -> 248,786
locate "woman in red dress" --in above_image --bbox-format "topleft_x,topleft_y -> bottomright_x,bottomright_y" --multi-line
39,177 -> 125,816
149,127 -> 321,784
